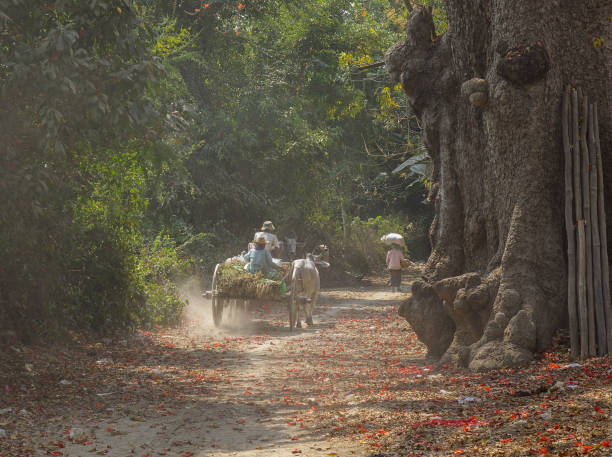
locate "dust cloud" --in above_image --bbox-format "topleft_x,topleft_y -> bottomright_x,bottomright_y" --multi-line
178,275 -> 215,331
177,275 -> 253,335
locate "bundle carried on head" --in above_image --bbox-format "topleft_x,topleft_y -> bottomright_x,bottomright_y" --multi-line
216,260 -> 289,299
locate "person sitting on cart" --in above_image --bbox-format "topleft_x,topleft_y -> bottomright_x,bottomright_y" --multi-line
254,221 -> 280,258
243,235 -> 283,277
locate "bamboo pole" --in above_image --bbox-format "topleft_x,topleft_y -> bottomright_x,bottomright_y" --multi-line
593,102 -> 612,353
577,222 -> 588,357
572,88 -> 588,357
580,94 -> 596,357
588,103 -> 607,355
563,86 -> 579,357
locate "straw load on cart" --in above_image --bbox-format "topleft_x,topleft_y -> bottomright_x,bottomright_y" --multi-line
205,256 -> 294,327
215,258 -> 292,300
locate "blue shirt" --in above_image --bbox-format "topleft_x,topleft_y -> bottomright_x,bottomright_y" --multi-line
243,248 -> 279,275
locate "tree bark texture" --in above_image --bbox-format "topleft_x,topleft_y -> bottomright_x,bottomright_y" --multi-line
388,1 -> 611,369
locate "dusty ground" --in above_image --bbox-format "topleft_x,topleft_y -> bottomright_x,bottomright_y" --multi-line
0,273 -> 610,457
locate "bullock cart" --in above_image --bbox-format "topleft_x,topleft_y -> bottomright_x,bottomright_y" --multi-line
204,258 -> 302,331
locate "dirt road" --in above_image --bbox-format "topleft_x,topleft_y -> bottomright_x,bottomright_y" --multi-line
1,277 -> 610,457
69,285 -> 411,457
1,279 -> 421,457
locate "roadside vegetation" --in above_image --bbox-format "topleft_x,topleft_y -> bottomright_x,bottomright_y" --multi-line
1,0 -> 443,338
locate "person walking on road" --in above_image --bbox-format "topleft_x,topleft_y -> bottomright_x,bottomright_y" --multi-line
386,243 -> 406,293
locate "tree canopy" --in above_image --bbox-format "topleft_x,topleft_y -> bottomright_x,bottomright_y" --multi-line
0,0 -> 436,336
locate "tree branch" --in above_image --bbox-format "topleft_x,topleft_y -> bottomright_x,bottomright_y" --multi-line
356,61 -> 385,71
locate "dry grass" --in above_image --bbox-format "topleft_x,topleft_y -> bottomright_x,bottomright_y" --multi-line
216,260 -> 290,299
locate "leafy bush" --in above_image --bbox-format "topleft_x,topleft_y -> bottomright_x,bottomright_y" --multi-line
0,0 -> 175,339
135,234 -> 194,327
0,207 -> 146,339
325,214 -> 427,276
178,232 -> 230,273
349,215 -> 408,272
402,215 -> 432,260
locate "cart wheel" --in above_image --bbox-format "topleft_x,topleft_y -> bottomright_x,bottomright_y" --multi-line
211,263 -> 223,327
289,288 -> 298,331
228,298 -> 238,322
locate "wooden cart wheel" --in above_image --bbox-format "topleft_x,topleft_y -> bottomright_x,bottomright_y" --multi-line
211,263 -> 223,327
228,298 -> 238,322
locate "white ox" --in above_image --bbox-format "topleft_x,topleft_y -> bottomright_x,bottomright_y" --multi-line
290,254 -> 329,327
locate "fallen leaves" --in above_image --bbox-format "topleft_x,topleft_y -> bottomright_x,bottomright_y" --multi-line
411,416 -> 490,428
1,281 -> 611,457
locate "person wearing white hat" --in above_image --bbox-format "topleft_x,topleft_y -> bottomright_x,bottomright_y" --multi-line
254,221 -> 280,258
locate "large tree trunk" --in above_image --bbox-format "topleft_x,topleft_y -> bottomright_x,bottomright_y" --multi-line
386,1 -> 611,370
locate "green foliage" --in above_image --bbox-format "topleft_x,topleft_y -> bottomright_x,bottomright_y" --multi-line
135,234 -> 192,327
153,19 -> 191,57
0,0 -> 445,338
336,215 -> 418,275
0,0 -> 181,337
426,0 -> 448,34
154,0 -> 436,244
179,233 -> 217,265
1,0 -> 164,158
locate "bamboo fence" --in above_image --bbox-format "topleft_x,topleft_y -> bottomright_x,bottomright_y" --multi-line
563,85 -> 612,357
